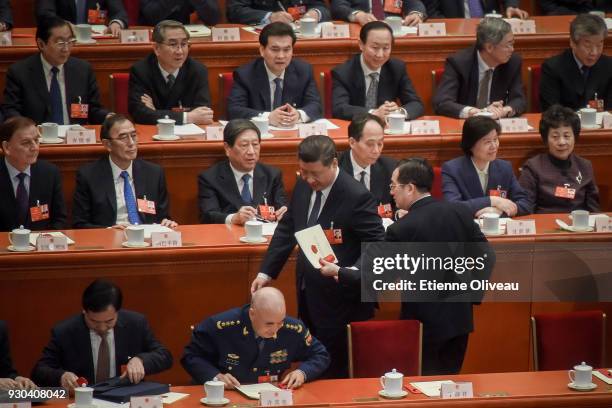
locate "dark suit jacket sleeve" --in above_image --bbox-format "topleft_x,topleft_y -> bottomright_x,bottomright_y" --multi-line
295,330 -> 330,381
72,168 -> 101,229
402,0 -> 426,16
227,68 -> 263,119
517,161 -> 538,215
424,0 -> 444,18
539,0 -> 577,14
180,319 -> 222,383
85,62 -> 110,124
128,64 -> 183,125
197,171 -> 229,224
191,0 -> 221,26
509,171 -> 530,215
441,162 -> 490,215
0,0 -> 12,28
134,316 -> 173,376
0,321 -> 18,379
331,65 -> 367,120
506,57 -> 526,116
397,62 -> 424,119
539,57 -> 562,112
226,0 -> 269,24
258,199 -> 298,279
270,170 -> 288,208
330,0 -> 357,21
31,326 -> 68,387
107,0 -> 128,27
432,57 -> 466,118
155,166 -> 171,222
49,165 -> 68,229
585,161 -> 600,212
2,64 -> 25,119
308,0 -> 331,21
502,0 -> 519,8
35,0 -> 57,22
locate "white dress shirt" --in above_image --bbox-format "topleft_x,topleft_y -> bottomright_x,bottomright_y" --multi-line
90,328 -> 116,381
109,157 -> 136,225
460,51 -> 495,118
40,54 -> 68,125
349,150 -> 371,191
224,162 -> 255,225
158,64 -> 190,124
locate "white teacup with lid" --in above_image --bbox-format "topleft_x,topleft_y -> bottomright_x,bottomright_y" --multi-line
568,361 -> 593,388
9,225 -> 31,250
380,368 -> 404,396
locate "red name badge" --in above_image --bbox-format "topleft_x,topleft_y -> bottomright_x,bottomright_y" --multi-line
258,375 -> 270,383
554,185 -> 576,199
383,0 -> 402,14
70,103 -> 89,119
259,205 -> 276,222
489,189 -> 507,199
137,198 -> 156,214
30,203 -> 49,222
588,98 -> 605,112
88,9 -> 108,25
324,228 -> 343,244
287,5 -> 306,19
377,203 -> 393,219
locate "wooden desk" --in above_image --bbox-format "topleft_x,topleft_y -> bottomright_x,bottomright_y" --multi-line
1,216 -> 611,385
1,16 -> 610,115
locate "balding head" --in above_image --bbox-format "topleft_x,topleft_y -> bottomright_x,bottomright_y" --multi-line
249,287 -> 286,338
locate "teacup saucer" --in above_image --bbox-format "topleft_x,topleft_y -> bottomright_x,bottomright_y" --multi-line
239,236 -> 267,244
77,39 -> 97,44
567,382 -> 597,391
260,133 -> 274,139
200,397 -> 229,406
7,245 -> 36,252
121,241 -> 151,248
563,225 -> 594,233
378,389 -> 408,399
40,137 -> 64,144
384,129 -> 407,135
153,134 -> 180,141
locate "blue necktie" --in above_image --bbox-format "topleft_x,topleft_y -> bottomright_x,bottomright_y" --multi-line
16,173 -> 28,227
272,77 -> 282,110
467,0 -> 484,17
307,191 -> 322,227
120,171 -> 141,225
76,0 -> 87,24
50,66 -> 64,125
241,174 -> 252,204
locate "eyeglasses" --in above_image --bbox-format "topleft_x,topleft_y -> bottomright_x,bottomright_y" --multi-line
19,138 -> 41,148
53,39 -> 77,49
161,41 -> 190,51
110,132 -> 138,143
389,183 -> 406,191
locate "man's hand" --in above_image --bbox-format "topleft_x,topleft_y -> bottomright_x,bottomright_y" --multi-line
60,372 -> 79,391
372,101 -> 399,120
395,209 -> 408,219
269,104 -> 299,127
141,94 -> 156,110
250,276 -> 269,293
303,9 -> 320,22
354,11 -> 377,25
505,7 -> 528,19
107,22 -> 122,37
231,206 -> 258,225
121,356 -> 145,384
112,224 -> 128,230
187,107 -> 214,125
475,206 -> 503,218
281,370 -> 305,389
0,378 -> 18,390
485,101 -> 506,119
319,258 -> 339,278
403,12 -> 423,27
270,11 -> 294,23
490,196 -> 518,217
275,206 -> 288,221
14,376 -> 37,390
216,373 -> 241,389
160,218 -> 178,229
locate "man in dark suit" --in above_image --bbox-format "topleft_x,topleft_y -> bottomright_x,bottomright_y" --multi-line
433,17 -> 526,119
129,20 -> 213,125
0,117 -> 67,232
36,0 -> 128,36
198,119 -> 288,224
0,0 -> 13,31
540,0 -> 611,15
332,21 -> 423,121
540,14 -> 611,112
338,113 -> 396,213
2,17 -> 110,125
227,22 -> 322,126
138,0 -> 220,26
251,135 -> 385,378
227,0 -> 330,25
424,0 -> 528,18
332,0 -> 426,26
1,321 -> 37,390
31,279 -> 172,389
72,114 -> 178,229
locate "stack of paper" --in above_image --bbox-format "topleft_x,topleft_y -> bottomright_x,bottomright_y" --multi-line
235,383 -> 281,400
410,380 -> 455,397
185,25 -> 211,37
174,124 -> 205,139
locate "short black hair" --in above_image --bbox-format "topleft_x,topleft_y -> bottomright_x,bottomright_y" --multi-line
298,135 -> 336,166
259,22 -> 296,47
82,279 -> 123,312
224,118 -> 261,146
396,157 -> 433,193
101,114 -> 131,140
36,16 -> 72,43
570,13 -> 607,43
539,104 -> 580,143
348,113 -> 385,141
359,21 -> 394,44
0,116 -> 36,144
460,116 -> 501,156
152,19 -> 190,43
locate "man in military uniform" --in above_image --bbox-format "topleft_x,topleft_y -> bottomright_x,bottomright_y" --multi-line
181,287 -> 329,389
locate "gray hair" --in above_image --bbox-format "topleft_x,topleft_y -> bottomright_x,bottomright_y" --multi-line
152,19 -> 190,43
476,17 -> 512,50
570,14 -> 607,43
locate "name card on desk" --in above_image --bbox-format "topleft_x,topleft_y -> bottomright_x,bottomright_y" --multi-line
321,24 -> 350,39
418,23 -> 446,37
506,19 -> 536,34
603,114 -> 612,129
298,122 -> 327,138
36,234 -> 68,251
411,120 -> 440,135
212,27 -> 240,42
66,128 -> 96,144
506,219 -> 536,235
499,118 -> 529,133
260,389 -> 293,406
151,231 -> 182,248
441,382 -> 473,399
205,126 -> 223,140
0,31 -> 12,46
120,29 -> 149,43
595,217 -> 612,232
131,396 -> 162,408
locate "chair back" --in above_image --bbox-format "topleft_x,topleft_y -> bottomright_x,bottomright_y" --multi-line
319,70 -> 333,118
109,73 -> 130,115
218,72 -> 234,120
122,0 -> 140,26
527,65 -> 542,113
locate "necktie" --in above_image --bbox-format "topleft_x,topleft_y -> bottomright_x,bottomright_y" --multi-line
241,174 -> 252,204
359,170 -> 367,187
96,332 -> 110,383
365,73 -> 379,110
76,0 -> 87,24
306,191 -> 322,227
272,77 -> 282,110
370,0 -> 384,20
467,0 -> 484,18
167,74 -> 175,89
16,173 -> 28,227
581,66 -> 590,84
50,66 -> 64,125
476,69 -> 493,109
120,171 -> 141,225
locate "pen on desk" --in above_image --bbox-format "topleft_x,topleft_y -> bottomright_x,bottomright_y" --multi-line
277,1 -> 287,12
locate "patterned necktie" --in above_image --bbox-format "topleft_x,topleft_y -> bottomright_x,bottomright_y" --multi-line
272,77 -> 282,110
76,0 -> 87,24
370,0 -> 385,20
96,332 -> 110,383
50,66 -> 64,125
467,0 -> 484,18
120,171 -> 141,225
359,170 -> 367,187
167,74 -> 176,89
365,72 -> 379,110
16,173 -> 28,227
476,69 -> 493,109
241,174 -> 252,204
307,191 -> 322,227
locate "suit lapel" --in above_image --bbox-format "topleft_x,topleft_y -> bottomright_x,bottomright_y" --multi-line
166,60 -> 189,106
76,316 -> 95,381
377,62 -> 394,105
113,314 -> 126,377
370,161 -> 385,204
317,172 -> 345,226
150,55 -> 174,109
220,161 -> 243,208
282,63 -> 296,106
294,181 -> 311,230
352,55 -> 366,106
64,59 -> 77,117
467,50 -> 479,106
31,57 -> 52,120
486,160 -> 501,193
256,60 -> 272,111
